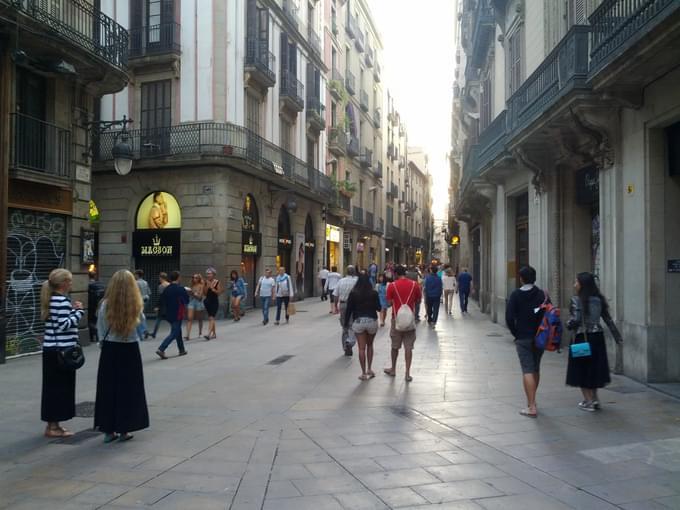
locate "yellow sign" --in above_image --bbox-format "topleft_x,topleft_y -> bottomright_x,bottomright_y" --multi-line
326,225 -> 341,243
140,234 -> 174,256
451,235 -> 460,246
136,192 -> 182,229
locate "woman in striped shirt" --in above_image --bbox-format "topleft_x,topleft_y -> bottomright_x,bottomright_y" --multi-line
40,269 -> 84,438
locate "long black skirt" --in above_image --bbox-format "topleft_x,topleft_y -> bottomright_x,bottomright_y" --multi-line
94,341 -> 149,434
566,331 -> 611,389
41,350 -> 76,422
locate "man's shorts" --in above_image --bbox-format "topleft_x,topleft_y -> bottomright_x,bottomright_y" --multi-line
351,317 -> 378,335
390,322 -> 416,350
515,337 -> 544,374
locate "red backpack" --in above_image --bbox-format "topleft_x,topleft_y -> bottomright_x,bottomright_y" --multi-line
534,292 -> 562,351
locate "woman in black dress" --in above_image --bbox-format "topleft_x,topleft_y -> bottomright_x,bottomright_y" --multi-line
566,272 -> 611,412
95,270 -> 149,442
204,267 -> 222,340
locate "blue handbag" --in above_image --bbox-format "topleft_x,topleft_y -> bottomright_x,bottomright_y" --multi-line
570,342 -> 591,357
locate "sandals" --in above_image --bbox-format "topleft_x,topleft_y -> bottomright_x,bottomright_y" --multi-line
44,426 -> 74,438
358,374 -> 371,381
383,368 -> 396,377
119,433 -> 134,442
519,408 -> 538,418
405,375 -> 413,382
367,370 -> 376,378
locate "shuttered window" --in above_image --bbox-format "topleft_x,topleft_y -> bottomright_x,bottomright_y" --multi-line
508,26 -> 523,95
5,209 -> 67,356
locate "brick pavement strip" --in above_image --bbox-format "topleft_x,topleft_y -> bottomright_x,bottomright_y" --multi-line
0,300 -> 680,509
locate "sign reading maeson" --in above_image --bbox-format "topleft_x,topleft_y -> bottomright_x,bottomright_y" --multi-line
133,229 -> 181,258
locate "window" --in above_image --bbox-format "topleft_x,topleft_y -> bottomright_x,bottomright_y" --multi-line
480,76 -> 492,131
331,101 -> 337,127
280,118 -> 292,152
568,0 -> 587,26
508,26 -> 523,95
246,93 -> 260,135
140,80 -> 171,153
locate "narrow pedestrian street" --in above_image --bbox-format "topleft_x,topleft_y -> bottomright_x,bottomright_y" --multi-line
1,300 -> 679,510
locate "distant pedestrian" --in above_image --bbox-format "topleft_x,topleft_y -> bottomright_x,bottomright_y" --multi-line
334,266 -> 359,356
40,269 -> 84,438
254,268 -> 276,325
566,272 -> 620,412
149,272 -> 169,339
156,270 -> 189,359
457,268 -> 473,314
185,274 -> 205,339
87,270 -> 105,343
368,261 -> 378,287
344,274 -> 381,380
505,266 -> 546,418
230,270 -> 247,322
134,270 -> 151,340
442,268 -> 458,315
405,265 -> 422,321
384,265 -> 421,382
95,270 -> 149,443
274,266 -> 294,325
325,266 -> 342,314
318,266 -> 329,301
424,266 -> 443,327
203,268 -> 222,340
377,273 -> 390,327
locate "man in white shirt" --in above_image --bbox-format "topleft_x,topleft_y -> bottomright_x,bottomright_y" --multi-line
442,268 -> 458,316
254,268 -> 276,325
324,266 -> 342,314
333,266 -> 358,356
318,266 -> 330,301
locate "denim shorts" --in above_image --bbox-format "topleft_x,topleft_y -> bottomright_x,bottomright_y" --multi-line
351,317 -> 378,335
187,298 -> 205,311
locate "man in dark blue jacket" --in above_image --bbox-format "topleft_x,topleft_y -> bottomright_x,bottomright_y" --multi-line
424,266 -> 443,327
156,270 -> 189,359
457,268 -> 473,313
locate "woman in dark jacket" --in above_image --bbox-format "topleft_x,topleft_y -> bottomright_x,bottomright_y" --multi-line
566,272 -> 612,412
344,274 -> 381,381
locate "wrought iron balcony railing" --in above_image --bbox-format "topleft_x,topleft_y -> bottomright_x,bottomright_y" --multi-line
375,217 -> 385,234
352,205 -> 364,225
280,69 -> 305,111
355,30 -> 365,52
328,127 -> 347,156
374,161 -> 383,179
308,27 -> 321,56
347,135 -> 360,157
245,36 -> 276,87
306,97 -> 326,131
10,113 -> 71,178
95,121 -> 332,198
129,22 -> 181,58
374,61 -> 381,82
365,46 -> 374,67
346,13 -> 358,39
359,148 -> 372,168
360,90 -> 369,111
11,0 -> 128,69
373,108 -> 381,129
282,0 -> 299,28
345,70 -> 356,95
365,211 -> 374,230
589,0 -> 679,75
470,6 -> 494,67
389,183 -> 399,198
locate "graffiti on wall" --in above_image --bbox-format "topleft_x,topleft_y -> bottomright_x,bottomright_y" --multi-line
5,210 -> 66,356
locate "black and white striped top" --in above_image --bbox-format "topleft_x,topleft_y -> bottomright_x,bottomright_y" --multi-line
43,295 -> 84,349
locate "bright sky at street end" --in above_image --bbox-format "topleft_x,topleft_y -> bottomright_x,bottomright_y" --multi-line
370,0 -> 457,222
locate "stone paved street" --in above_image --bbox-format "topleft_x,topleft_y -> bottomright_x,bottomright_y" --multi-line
1,300 -> 680,509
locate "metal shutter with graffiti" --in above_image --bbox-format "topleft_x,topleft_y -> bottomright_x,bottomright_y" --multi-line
5,209 -> 66,357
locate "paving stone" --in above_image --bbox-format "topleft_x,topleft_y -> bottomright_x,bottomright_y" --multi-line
142,472 -> 240,494
291,475 -> 363,496
359,468 -> 442,490
148,490 -> 232,509
373,452 -> 452,470
69,484 -> 133,505
265,480 -> 302,499
476,493 -> 574,510
333,490 -> 389,509
374,487 -> 429,507
108,487 -> 173,507
262,494 -> 344,510
411,480 -> 503,503
585,478 -> 678,504
425,462 -> 506,481
270,463 -> 313,481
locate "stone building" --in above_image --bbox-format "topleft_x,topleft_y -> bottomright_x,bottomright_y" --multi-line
454,0 -> 680,383
0,0 -> 129,362
405,147 -> 433,266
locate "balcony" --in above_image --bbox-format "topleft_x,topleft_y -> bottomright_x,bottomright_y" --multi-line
346,13 -> 358,39
329,68 -> 344,99
374,61 -> 381,82
507,25 -> 590,141
387,143 -> 396,161
347,135 -> 360,157
589,0 -> 680,80
308,27 -> 321,56
365,46 -> 374,67
10,113 -> 71,180
359,148 -> 372,169
329,191 -> 351,216
374,161 -> 383,179
328,127 -> 347,156
345,71 -> 356,96
365,211 -> 374,230
245,37 -> 276,89
306,97 -> 326,132
280,69 -> 305,113
360,90 -> 369,111
373,108 -> 382,129
399,156 -> 406,168
352,206 -> 364,226
374,217 -> 385,235
388,183 -> 399,199
5,0 -> 128,93
95,121 -> 332,200
282,0 -> 299,28
470,5 -> 495,68
355,30 -> 365,52
129,22 -> 181,65
477,110 -> 508,174
331,14 -> 339,36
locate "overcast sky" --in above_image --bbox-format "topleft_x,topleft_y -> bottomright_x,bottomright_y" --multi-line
370,0 -> 458,221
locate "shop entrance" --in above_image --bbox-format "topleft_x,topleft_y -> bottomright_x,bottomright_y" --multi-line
326,224 -> 341,270
241,194 -> 261,307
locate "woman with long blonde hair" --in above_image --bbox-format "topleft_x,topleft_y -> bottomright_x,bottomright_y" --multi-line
41,268 -> 84,438
94,270 -> 149,442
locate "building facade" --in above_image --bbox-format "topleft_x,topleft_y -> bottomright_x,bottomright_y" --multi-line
0,0 -> 129,362
454,0 -> 680,383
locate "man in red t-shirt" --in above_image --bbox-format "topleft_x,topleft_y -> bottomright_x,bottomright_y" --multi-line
384,265 -> 422,382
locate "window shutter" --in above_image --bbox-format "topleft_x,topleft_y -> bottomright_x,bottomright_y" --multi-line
130,0 -> 143,30
571,0 -> 586,25
161,0 -> 173,23
257,7 -> 269,48
280,33 -> 289,74
247,0 -> 257,38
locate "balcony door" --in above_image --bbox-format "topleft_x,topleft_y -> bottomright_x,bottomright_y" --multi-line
15,68 -> 47,171
140,80 -> 171,155
131,0 -> 174,53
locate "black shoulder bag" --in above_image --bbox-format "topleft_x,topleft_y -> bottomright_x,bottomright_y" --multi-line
50,299 -> 85,371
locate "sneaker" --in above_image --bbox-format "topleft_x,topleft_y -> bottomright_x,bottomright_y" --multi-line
156,349 -> 167,360
178,350 -> 188,356
592,400 -> 601,410
275,321 -> 280,325
579,401 -> 596,412
344,348 -> 353,356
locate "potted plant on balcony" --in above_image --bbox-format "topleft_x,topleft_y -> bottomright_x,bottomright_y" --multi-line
339,179 -> 356,198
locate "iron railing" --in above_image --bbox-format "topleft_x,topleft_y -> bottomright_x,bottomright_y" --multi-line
374,61 -> 381,82
346,13 -> 357,38
373,108 -> 381,128
308,27 -> 321,55
460,145 -> 480,196
470,6 -> 494,67
306,97 -> 325,129
280,69 -> 304,110
336,192 -> 351,212
245,36 -> 276,85
365,45 -> 374,67
360,148 -> 372,168
589,0 -> 679,73
12,0 -> 128,69
360,90 -> 369,111
129,22 -> 180,58
345,70 -> 356,95
282,0 -> 299,27
365,211 -> 374,230
390,183 -> 399,198
375,217 -> 385,234
477,110 -> 508,171
374,161 -> 383,179
329,127 -> 347,155
347,135 -> 360,157
355,29 -> 365,52
352,205 -> 364,225
95,121 -> 331,197
10,113 -> 71,178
